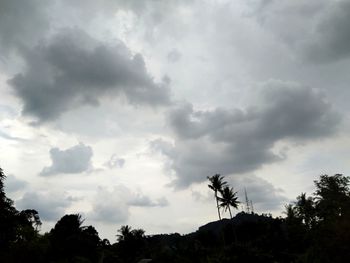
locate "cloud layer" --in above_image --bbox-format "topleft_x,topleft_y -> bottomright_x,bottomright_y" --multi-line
153,80 -> 340,188
254,0 -> 350,63
8,28 -> 171,122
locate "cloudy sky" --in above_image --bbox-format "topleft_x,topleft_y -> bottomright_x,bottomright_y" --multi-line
1,0 -> 350,241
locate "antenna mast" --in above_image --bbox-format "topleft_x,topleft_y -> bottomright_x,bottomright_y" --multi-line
244,188 -> 250,213
244,188 -> 254,214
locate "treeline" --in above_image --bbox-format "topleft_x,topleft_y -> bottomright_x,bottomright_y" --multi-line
1,166 -> 350,262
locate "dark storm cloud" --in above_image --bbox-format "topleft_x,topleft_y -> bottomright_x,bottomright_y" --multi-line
40,142 -> 93,176
8,28 -> 171,122
16,191 -> 73,221
153,80 -> 340,188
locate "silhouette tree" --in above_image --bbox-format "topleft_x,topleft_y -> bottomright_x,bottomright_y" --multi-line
16,209 -> 42,242
117,225 -> 132,242
284,204 -> 298,222
0,167 -> 18,248
208,174 -> 227,220
49,214 -> 101,261
116,225 -> 146,262
218,186 -> 239,219
131,228 -> 145,239
314,174 -> 350,220
295,193 -> 315,228
19,209 -> 42,230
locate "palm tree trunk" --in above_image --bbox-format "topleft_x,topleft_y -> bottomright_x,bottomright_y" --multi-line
228,206 -> 232,219
215,191 -> 221,220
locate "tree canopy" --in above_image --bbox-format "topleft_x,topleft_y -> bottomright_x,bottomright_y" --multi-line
1,165 -> 350,262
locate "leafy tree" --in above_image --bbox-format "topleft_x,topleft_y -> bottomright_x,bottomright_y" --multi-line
0,167 -> 19,249
18,209 -> 42,230
218,186 -> 239,219
0,167 -> 45,262
284,204 -> 298,221
284,174 -> 350,262
131,228 -> 145,239
208,174 -> 227,220
295,193 -> 315,228
314,174 -> 350,220
16,209 -> 42,242
49,214 -> 101,262
116,225 -> 146,262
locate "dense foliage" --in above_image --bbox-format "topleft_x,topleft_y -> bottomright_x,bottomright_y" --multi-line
1,167 -> 349,262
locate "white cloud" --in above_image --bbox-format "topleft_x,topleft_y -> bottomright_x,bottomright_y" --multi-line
104,154 -> 125,169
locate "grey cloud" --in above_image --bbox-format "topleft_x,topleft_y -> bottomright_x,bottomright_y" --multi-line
40,142 -> 93,176
151,138 -> 277,189
128,194 -> 169,207
66,0 -> 146,16
8,28 -> 171,122
0,0 -> 49,53
252,0 -> 350,63
154,80 -> 340,188
303,1 -> 350,63
251,0 -> 328,45
16,191 -> 73,221
90,188 -> 129,224
191,190 -> 212,202
167,49 -> 182,63
89,185 -> 168,223
104,154 -> 125,169
190,174 -> 286,212
5,175 -> 27,192
230,175 -> 288,212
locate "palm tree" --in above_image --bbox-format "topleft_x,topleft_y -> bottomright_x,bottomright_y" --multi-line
218,186 -> 239,219
208,174 -> 227,220
117,225 -> 132,242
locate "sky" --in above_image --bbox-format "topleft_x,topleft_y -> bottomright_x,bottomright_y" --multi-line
1,0 -> 350,241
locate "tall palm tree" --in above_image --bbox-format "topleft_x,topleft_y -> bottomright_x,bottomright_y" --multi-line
218,186 -> 239,219
208,174 -> 227,220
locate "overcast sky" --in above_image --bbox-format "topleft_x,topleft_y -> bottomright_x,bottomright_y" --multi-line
1,0 -> 350,241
